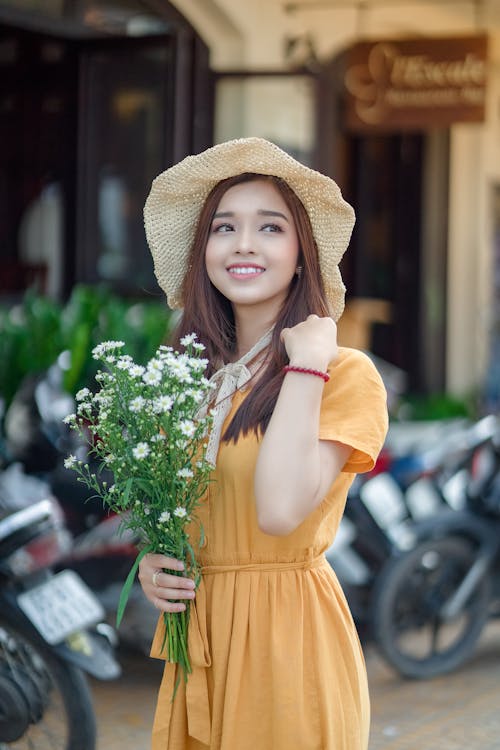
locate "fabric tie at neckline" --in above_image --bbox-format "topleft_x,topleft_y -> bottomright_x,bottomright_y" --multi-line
202,328 -> 273,465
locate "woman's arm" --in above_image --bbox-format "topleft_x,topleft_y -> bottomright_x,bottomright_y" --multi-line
254,315 -> 352,536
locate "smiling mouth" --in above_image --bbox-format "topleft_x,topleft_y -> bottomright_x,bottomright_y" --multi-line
227,265 -> 265,276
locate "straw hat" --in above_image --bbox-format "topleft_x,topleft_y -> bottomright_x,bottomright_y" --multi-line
144,137 -> 355,320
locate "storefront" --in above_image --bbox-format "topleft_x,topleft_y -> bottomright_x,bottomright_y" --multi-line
328,34 -> 489,393
0,0 -> 212,301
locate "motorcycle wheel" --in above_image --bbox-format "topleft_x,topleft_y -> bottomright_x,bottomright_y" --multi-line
0,611 -> 96,750
372,536 -> 491,679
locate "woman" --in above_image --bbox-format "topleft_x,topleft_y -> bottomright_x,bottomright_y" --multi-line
139,137 -> 388,750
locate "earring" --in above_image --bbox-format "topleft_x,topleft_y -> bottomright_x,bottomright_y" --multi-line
295,266 -> 303,278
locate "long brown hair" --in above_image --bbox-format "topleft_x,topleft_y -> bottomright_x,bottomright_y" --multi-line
171,173 -> 330,441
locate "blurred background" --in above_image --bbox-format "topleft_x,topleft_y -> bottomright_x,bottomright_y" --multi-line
1,2 -> 500,749
0,0 -> 499,415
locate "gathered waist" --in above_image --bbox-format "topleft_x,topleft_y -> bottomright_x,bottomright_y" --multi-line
201,554 -> 326,575
151,551 -> 331,746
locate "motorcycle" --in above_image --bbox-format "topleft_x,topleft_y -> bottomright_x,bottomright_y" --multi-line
370,414 -> 500,678
0,460 -> 121,749
327,414 -> 498,641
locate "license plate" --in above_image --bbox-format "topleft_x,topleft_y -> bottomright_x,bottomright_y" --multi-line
17,570 -> 105,645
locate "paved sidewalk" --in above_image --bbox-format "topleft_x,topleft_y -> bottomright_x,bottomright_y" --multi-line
90,620 -> 500,749
367,621 -> 500,750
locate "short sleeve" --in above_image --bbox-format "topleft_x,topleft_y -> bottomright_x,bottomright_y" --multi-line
319,347 -> 388,473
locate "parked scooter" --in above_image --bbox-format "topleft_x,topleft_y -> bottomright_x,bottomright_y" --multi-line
0,461 -> 121,749
3,356 -> 158,654
327,415 -> 498,641
370,414 -> 500,678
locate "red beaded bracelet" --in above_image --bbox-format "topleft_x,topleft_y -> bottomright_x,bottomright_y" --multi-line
283,365 -> 330,383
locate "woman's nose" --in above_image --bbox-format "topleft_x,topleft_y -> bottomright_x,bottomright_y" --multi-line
236,225 -> 255,254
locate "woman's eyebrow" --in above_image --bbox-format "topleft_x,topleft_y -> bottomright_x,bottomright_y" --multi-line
258,209 -> 289,222
213,211 -> 233,219
213,209 -> 289,222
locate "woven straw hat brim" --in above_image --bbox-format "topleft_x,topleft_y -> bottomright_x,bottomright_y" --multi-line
144,137 -> 355,320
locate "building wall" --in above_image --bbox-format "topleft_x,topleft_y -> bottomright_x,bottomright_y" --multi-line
447,30 -> 500,394
171,0 -> 500,398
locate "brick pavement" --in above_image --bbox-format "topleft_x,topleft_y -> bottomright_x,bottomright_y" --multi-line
90,620 -> 500,750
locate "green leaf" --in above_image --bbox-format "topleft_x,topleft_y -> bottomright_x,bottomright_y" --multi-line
116,544 -> 154,628
122,477 -> 134,506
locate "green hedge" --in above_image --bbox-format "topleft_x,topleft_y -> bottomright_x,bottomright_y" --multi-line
0,286 -> 175,406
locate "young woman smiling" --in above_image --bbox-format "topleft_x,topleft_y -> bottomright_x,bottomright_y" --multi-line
139,138 -> 388,750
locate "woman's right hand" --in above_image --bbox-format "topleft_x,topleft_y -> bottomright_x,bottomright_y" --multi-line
138,553 -> 196,613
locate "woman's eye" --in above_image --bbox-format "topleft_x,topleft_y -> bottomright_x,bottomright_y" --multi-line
261,223 -> 282,233
212,223 -> 234,233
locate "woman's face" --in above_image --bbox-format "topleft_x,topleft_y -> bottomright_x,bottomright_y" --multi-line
205,179 -> 300,320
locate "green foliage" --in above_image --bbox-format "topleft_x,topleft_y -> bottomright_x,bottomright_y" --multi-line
397,392 -> 475,421
0,285 -> 174,405
0,291 -> 66,406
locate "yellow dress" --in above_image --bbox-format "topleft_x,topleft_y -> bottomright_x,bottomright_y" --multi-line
150,347 -> 388,750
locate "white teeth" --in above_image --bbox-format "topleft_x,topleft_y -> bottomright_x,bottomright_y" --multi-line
229,267 -> 264,275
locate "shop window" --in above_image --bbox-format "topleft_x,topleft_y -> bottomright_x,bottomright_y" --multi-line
215,74 -> 318,167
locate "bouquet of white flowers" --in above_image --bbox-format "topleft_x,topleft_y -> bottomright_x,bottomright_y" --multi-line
63,335 -> 214,684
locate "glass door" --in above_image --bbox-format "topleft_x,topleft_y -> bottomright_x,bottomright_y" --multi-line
75,36 -> 176,295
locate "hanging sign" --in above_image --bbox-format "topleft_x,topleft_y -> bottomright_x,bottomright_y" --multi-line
343,35 -> 488,131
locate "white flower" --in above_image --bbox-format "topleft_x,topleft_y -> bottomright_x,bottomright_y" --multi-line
143,370 -> 162,386
178,419 -> 195,438
159,511 -> 171,523
92,341 -> 125,359
76,388 -> 91,402
105,356 -> 116,364
186,389 -> 204,404
92,345 -> 105,360
104,454 -> 115,464
177,467 -> 194,479
132,442 -> 150,460
193,341 -> 205,351
189,357 -> 209,372
143,506 -> 151,515
151,433 -> 166,442
129,396 -> 146,413
129,364 -> 145,378
180,333 -> 197,346
105,340 -> 125,350
64,454 -> 77,469
152,395 -> 173,414
173,507 -> 187,519
148,358 -> 164,372
117,356 -> 132,370
95,372 -> 113,383
168,360 -> 192,383
63,413 -> 76,424
94,393 -> 112,406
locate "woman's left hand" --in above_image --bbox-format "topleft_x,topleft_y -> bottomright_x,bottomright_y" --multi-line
280,314 -> 338,371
